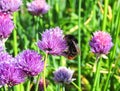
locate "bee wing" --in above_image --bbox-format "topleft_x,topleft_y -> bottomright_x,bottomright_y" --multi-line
72,40 -> 80,54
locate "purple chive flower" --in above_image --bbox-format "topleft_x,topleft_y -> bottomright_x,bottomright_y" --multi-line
0,0 -> 22,13
90,31 -> 113,55
16,49 -> 44,76
0,12 -> 14,39
0,52 -> 13,63
27,0 -> 50,16
53,67 -> 74,84
0,62 -> 26,86
37,27 -> 67,55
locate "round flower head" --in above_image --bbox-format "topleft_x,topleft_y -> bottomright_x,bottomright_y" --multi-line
16,49 -> 44,76
0,12 -> 14,39
53,67 -> 74,84
27,0 -> 50,16
0,62 -> 26,86
0,0 -> 22,13
37,27 -> 67,55
90,31 -> 113,55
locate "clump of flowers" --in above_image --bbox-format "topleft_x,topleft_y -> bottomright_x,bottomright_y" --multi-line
53,67 -> 74,84
37,27 -> 67,55
0,52 -> 26,86
0,0 -> 22,13
27,0 -> 50,16
0,62 -> 26,86
15,49 -> 44,76
0,12 -> 14,40
89,31 -> 113,55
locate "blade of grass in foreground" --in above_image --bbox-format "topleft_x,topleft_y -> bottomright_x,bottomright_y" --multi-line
102,0 -> 109,31
78,0 -> 82,91
13,12 -> 21,91
104,2 -> 120,90
13,12 -> 18,56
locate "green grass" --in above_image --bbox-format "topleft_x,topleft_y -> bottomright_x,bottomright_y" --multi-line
3,0 -> 120,91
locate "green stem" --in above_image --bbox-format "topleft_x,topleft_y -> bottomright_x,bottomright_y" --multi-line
92,57 -> 101,91
62,84 -> 65,91
20,83 -> 24,91
43,53 -> 48,91
59,84 -> 65,91
0,87 -> 4,91
52,56 -> 57,69
3,85 -> 8,91
26,77 -> 31,91
102,0 -> 109,30
13,12 -> 18,56
71,82 -> 81,90
78,0 -> 82,91
60,84 -> 62,91
35,74 -> 41,91
13,12 -> 21,91
8,87 -> 11,91
26,78 -> 31,91
58,84 -> 60,91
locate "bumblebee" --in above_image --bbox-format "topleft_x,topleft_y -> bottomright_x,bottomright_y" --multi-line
63,35 -> 79,60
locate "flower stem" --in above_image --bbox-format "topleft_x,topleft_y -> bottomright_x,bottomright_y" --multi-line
62,84 -> 65,91
3,85 -> 8,91
102,0 -> 109,30
92,57 -> 101,91
13,12 -> 21,91
58,84 -> 60,91
0,87 -> 4,91
71,81 -> 81,90
8,87 -> 12,91
13,12 -> 18,56
26,78 -> 31,91
35,74 -> 41,91
78,0 -> 82,91
59,84 -> 65,91
43,53 -> 48,91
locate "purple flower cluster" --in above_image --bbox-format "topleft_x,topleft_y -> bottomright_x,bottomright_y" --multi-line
53,67 -> 74,84
0,0 -> 22,13
0,49 -> 45,87
0,52 -> 26,86
90,31 -> 113,55
27,0 -> 50,16
37,27 -> 67,55
0,63 -> 26,86
0,12 -> 14,40
16,49 -> 44,76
